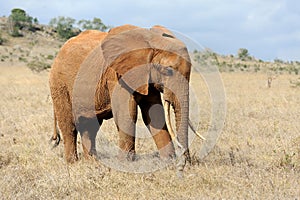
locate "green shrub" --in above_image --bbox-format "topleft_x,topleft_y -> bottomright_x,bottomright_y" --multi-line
290,78 -> 300,87
18,57 -> 27,62
49,16 -> 80,39
47,55 -> 54,60
237,48 -> 249,59
274,58 -> 285,64
27,60 -> 51,72
77,17 -> 109,31
8,8 -> 35,37
254,64 -> 260,72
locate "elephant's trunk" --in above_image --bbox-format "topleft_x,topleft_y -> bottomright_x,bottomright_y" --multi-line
164,75 -> 190,177
173,81 -> 190,176
163,94 -> 205,147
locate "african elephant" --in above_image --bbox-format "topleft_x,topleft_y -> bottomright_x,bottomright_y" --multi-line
49,24 -> 192,173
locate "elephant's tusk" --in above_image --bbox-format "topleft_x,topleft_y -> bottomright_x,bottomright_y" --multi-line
164,100 -> 205,142
163,101 -> 175,139
188,119 -> 206,141
163,101 -> 183,149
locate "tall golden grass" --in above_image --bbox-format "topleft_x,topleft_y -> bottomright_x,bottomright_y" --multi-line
0,65 -> 299,199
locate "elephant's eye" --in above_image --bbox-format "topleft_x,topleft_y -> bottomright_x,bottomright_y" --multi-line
162,66 -> 173,76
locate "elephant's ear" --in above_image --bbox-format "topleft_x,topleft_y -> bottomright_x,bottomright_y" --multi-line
101,26 -> 154,95
118,64 -> 151,95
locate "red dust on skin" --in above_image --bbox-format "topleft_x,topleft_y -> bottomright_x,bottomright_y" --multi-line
49,25 -> 226,174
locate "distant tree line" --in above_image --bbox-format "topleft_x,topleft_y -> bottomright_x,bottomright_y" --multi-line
49,16 -> 109,39
5,8 -> 110,40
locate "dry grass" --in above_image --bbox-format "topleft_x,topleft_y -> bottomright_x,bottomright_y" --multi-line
0,65 -> 299,199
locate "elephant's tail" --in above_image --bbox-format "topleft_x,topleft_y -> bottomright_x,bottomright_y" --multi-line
49,111 -> 61,148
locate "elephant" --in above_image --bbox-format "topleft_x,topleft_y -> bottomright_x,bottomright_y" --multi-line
49,24 -> 194,174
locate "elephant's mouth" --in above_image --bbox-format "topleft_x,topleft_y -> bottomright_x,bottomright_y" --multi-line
152,83 -> 164,93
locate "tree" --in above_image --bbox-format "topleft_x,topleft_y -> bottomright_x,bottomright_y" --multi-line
8,8 -> 34,36
237,48 -> 249,60
49,16 -> 79,39
77,17 -> 109,31
33,17 -> 39,24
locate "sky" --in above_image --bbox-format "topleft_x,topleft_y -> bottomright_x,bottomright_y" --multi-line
1,0 -> 300,61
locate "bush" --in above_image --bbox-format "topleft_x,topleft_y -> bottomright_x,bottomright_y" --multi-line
27,60 -> 51,72
18,57 -> 27,63
8,8 -> 34,37
77,17 -> 109,31
274,58 -> 285,64
237,48 -> 249,60
47,55 -> 54,60
49,16 -> 80,39
290,78 -> 300,88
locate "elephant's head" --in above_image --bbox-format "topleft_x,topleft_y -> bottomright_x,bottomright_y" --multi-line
101,25 -> 192,170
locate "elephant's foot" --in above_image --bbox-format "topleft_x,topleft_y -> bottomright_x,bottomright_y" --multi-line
63,131 -> 78,163
65,152 -> 78,163
176,149 -> 190,178
64,143 -> 78,163
152,129 -> 176,160
118,149 -> 136,161
158,142 -> 176,160
118,130 -> 136,161
81,136 -> 98,160
82,146 -> 98,161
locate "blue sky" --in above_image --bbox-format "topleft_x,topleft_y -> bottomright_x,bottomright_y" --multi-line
1,0 -> 299,61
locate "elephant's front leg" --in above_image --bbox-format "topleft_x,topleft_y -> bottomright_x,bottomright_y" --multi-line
112,87 -> 137,161
139,90 -> 175,159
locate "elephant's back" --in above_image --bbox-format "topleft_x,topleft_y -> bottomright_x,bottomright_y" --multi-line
49,30 -> 107,93
52,30 -> 107,73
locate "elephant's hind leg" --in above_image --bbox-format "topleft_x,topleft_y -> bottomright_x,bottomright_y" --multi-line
77,117 -> 101,160
52,89 -> 78,163
62,127 -> 78,163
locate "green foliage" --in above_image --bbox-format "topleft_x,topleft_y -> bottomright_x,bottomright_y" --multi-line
33,17 -> 39,24
237,48 -> 249,60
9,8 -> 34,37
274,58 -> 285,64
290,77 -> 300,88
49,16 -> 110,39
49,16 -> 79,39
18,56 -> 27,63
27,60 -> 51,72
254,64 -> 260,72
77,17 -> 109,31
46,55 -> 54,60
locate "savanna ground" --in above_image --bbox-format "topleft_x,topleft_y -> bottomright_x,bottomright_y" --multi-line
0,64 -> 299,199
